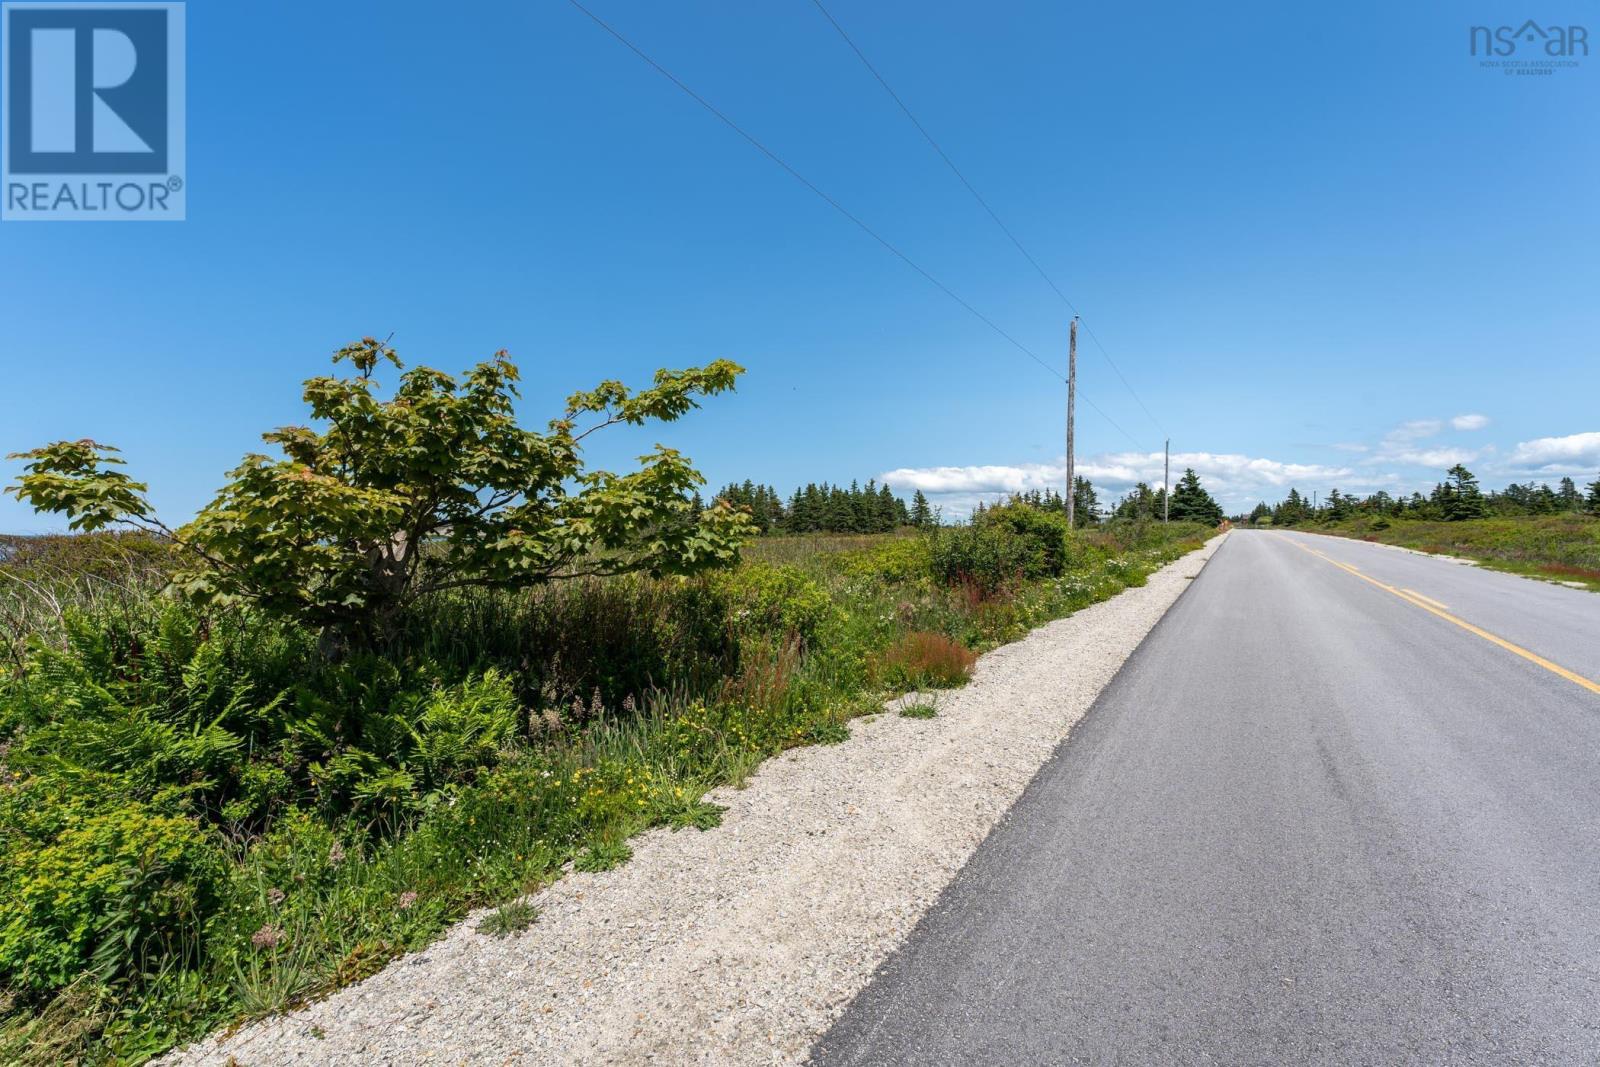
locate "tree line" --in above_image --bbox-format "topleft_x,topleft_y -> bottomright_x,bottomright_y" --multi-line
973,469 -> 1226,529
708,467 -> 1229,535
1244,464 -> 1600,525
702,479 -> 931,534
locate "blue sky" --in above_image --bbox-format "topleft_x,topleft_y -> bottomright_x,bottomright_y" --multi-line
3,0 -> 1598,530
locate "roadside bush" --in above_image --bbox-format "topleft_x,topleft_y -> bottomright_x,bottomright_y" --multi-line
0,511 -> 1209,1061
396,578 -> 736,718
977,503 -> 1076,578
841,535 -> 933,584
928,523 -> 1026,597
719,563 -> 840,647
299,668 -> 521,821
0,801 -> 227,993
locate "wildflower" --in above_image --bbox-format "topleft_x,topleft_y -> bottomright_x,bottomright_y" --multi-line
266,887 -> 286,906
398,890 -> 419,910
251,923 -> 284,950
328,841 -> 346,867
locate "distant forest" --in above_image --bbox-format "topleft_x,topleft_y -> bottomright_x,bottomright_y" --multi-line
703,480 -> 927,534
1244,465 -> 1600,525
710,467 -> 1228,534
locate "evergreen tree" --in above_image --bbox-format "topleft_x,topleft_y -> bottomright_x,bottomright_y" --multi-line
1272,488 -> 1308,526
1439,464 -> 1487,521
1167,468 -> 1224,525
910,489 -> 932,528
1587,473 -> 1600,516
1071,476 -> 1100,527
1558,477 -> 1582,511
1248,501 -> 1271,525
1325,488 -> 1352,522
1113,482 -> 1157,520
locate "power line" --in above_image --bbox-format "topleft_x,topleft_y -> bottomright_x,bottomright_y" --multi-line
566,0 -> 1062,386
808,0 -> 1167,439
566,0 -> 1145,451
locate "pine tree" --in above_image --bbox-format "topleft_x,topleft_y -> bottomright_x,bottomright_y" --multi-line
1586,473 -> 1600,516
1558,477 -> 1581,511
910,489 -> 932,528
1071,476 -> 1100,527
1325,488 -> 1352,522
1440,464 -> 1487,521
1168,468 -> 1223,525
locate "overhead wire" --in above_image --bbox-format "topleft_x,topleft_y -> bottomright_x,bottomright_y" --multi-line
808,0 -> 1168,441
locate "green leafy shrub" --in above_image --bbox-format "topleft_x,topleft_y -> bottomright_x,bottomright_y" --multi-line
928,523 -> 1026,597
0,802 -> 226,993
394,577 -> 736,719
8,340 -> 752,642
0,500 -> 1210,1061
719,563 -> 840,646
842,535 -> 933,583
977,503 -> 1076,578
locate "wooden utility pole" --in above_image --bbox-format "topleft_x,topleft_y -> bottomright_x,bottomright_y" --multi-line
1163,438 -> 1170,523
1066,317 -> 1077,528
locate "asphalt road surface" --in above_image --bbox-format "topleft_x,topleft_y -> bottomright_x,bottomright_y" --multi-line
813,530 -> 1600,1065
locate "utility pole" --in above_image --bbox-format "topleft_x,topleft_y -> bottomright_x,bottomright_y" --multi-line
1163,438 -> 1170,523
1066,317 -> 1077,528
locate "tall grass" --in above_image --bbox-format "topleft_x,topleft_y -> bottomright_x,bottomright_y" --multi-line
0,518 -> 1208,1063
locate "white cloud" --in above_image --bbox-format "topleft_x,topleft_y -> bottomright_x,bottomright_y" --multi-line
878,463 -> 1058,495
1382,419 -> 1442,447
1506,431 -> 1600,472
883,451 -> 1368,515
1373,447 -> 1480,468
1365,417 -> 1482,468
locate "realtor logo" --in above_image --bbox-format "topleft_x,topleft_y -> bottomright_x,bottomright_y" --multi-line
1469,19 -> 1588,76
2,2 -> 185,220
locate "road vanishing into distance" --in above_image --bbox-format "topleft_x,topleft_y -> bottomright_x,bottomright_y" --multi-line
813,530 -> 1600,1065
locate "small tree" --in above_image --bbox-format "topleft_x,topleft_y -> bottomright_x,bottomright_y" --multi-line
1439,463 -> 1487,521
1071,476 -> 1100,527
9,338 -> 753,642
1587,474 -> 1600,516
1167,468 -> 1224,526
1557,477 -> 1581,511
910,489 -> 932,528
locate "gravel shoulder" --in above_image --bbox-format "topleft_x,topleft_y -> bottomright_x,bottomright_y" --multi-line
164,534 -> 1226,1066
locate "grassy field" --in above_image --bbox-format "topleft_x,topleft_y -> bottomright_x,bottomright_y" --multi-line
1304,514 -> 1600,590
0,517 -> 1208,1064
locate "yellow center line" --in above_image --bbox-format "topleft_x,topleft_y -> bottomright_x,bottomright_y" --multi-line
1401,588 -> 1450,612
1280,536 -> 1600,696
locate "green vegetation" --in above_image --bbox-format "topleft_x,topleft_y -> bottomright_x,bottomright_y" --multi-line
477,900 -> 539,939
712,479 -> 921,534
9,338 -> 752,643
0,341 -> 1210,1063
1238,463 -> 1600,590
0,516 -> 1205,1062
1306,514 -> 1600,590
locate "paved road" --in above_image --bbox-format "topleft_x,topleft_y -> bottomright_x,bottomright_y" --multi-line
813,530 -> 1600,1065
